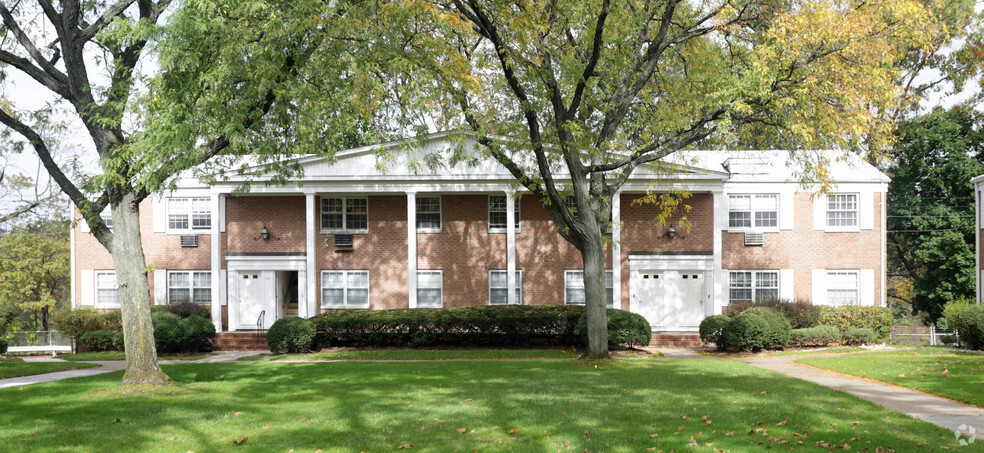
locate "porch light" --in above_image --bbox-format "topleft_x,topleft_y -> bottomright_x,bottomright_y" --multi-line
260,226 -> 270,240
667,225 -> 676,240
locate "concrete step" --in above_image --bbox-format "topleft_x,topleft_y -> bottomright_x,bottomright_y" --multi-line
213,332 -> 268,351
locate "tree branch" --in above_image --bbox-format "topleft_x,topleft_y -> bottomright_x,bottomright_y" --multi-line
79,0 -> 138,42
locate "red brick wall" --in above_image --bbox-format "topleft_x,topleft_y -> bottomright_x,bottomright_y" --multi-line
225,196 -> 305,254
722,192 -> 884,304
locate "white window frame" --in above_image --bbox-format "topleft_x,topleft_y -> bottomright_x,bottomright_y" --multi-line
564,270 -> 614,308
416,270 -> 443,308
167,197 -> 212,233
416,196 -> 442,233
826,193 -> 859,231
489,270 -> 522,305
728,271 -> 780,303
95,271 -> 120,308
728,194 -> 779,230
320,196 -> 369,234
488,195 -> 521,233
99,207 -> 113,231
167,271 -> 212,305
321,270 -> 370,309
826,270 -> 859,306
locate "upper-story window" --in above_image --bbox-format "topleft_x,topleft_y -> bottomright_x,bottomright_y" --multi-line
416,196 -> 442,232
826,193 -> 858,228
321,197 -> 368,233
168,198 -> 211,231
729,194 -> 777,229
488,195 -> 521,233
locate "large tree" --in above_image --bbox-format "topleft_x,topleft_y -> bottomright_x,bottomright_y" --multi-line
148,0 -> 941,358
0,219 -> 70,331
887,107 -> 984,320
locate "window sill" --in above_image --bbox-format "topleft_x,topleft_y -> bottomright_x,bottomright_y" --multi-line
416,228 -> 442,234
488,228 -> 522,234
166,229 -> 211,235
321,305 -> 370,310
823,227 -> 860,233
320,230 -> 369,235
726,228 -> 781,234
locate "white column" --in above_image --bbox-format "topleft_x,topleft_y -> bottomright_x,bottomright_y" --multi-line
611,192 -> 622,309
977,184 -> 981,304
407,192 -> 418,308
305,193 -> 317,318
210,193 -> 223,331
712,189 -> 725,315
506,190 -> 517,305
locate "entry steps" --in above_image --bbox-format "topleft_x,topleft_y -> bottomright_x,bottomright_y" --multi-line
648,331 -> 703,348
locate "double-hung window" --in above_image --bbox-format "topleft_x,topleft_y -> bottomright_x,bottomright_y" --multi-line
728,271 -> 779,303
564,270 -> 614,307
416,270 -> 443,308
488,195 -> 521,233
729,194 -> 778,229
168,198 -> 211,231
321,270 -> 370,308
321,197 -> 368,232
100,208 -> 113,230
826,193 -> 858,228
826,271 -> 859,306
168,271 -> 212,304
416,196 -> 442,232
95,271 -> 119,308
489,270 -> 522,305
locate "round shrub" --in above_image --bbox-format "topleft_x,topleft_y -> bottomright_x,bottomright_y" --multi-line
152,311 -> 189,353
165,302 -> 211,319
112,332 -> 125,351
53,308 -> 104,339
699,315 -> 731,350
181,315 -> 216,351
0,337 -> 7,355
722,307 -> 791,352
841,327 -> 877,346
576,309 -> 652,349
954,304 -> 984,350
80,330 -> 116,352
267,317 -> 317,354
789,325 -> 841,347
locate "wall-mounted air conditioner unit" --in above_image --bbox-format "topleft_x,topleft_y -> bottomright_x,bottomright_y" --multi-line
743,232 -> 764,246
180,235 -> 199,248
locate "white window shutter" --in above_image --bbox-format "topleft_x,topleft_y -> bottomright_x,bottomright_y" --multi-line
154,270 -> 168,305
859,269 -> 875,306
79,210 -> 91,233
780,192 -> 794,230
780,269 -> 795,301
153,197 -> 166,233
812,269 -> 826,305
80,270 -> 95,306
859,191 -> 874,230
813,195 -> 825,230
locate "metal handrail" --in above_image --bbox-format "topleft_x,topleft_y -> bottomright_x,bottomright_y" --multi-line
256,310 -> 265,343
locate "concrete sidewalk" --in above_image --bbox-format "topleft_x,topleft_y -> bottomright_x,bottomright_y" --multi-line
739,354 -> 984,440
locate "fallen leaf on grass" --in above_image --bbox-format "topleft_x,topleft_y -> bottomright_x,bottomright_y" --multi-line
298,418 -> 308,422
687,436 -> 698,447
456,428 -> 467,433
776,421 -> 788,426
232,437 -> 248,446
463,398 -> 473,402
397,443 -> 412,449
507,429 -> 518,434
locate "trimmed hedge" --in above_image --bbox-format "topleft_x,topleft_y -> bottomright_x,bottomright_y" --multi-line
312,305 -> 648,349
818,306 -> 892,341
577,309 -> 652,348
112,332 -> 125,351
80,330 -> 116,352
841,327 -> 877,346
267,317 -> 317,353
164,302 -> 212,319
722,307 -> 791,352
699,315 -> 731,350
724,299 -> 820,329
152,313 -> 215,353
0,337 -> 7,355
954,304 -> 984,350
789,325 -> 841,347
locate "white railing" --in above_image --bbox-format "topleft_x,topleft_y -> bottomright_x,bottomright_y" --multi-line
5,331 -> 73,353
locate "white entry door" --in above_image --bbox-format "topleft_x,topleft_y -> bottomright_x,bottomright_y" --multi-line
238,272 -> 272,330
633,270 -> 706,329
676,271 -> 706,328
635,272 -> 664,327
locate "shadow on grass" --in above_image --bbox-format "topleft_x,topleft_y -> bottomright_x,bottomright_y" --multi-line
0,359 -> 964,452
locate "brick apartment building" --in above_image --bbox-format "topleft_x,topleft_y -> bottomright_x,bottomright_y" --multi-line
71,133 -> 888,334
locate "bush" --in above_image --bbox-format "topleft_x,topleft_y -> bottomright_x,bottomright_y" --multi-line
80,330 -> 117,351
699,315 -> 731,350
152,312 -> 189,353
0,337 -> 7,355
0,304 -> 16,337
164,302 -> 211,319
818,306 -> 893,341
942,298 -> 974,331
267,317 -> 317,353
842,327 -> 877,346
112,332 -> 125,351
576,309 -> 652,348
100,310 -> 123,332
722,307 -> 791,352
723,298 -> 820,329
182,315 -> 216,351
52,308 -> 104,339
789,325 -> 841,347
954,305 -> 984,350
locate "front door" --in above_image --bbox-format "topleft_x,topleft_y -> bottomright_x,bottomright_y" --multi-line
238,272 -> 265,330
676,271 -> 705,328
633,270 -> 706,329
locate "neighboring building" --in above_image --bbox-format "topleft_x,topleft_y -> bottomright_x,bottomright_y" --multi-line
973,175 -> 984,304
71,133 -> 888,334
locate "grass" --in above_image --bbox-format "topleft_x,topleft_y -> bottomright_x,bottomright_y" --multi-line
0,359 -> 964,451
699,346 -> 868,358
798,347 -> 984,408
243,348 -> 579,361
0,361 -> 100,379
59,352 -> 215,362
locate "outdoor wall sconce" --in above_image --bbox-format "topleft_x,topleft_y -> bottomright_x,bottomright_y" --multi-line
254,225 -> 280,241
658,224 -> 685,240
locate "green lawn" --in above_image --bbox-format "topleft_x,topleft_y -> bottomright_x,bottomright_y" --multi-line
0,360 -> 963,451
244,348 -> 579,361
798,347 -> 984,408
0,361 -> 100,379
59,352 -> 215,362
699,346 -> 868,358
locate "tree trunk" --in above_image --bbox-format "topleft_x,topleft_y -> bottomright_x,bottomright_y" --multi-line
41,306 -> 48,332
580,231 -> 610,359
111,191 -> 170,385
